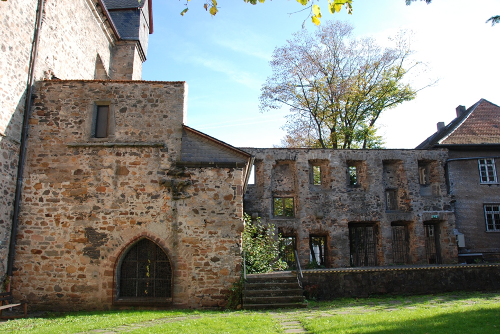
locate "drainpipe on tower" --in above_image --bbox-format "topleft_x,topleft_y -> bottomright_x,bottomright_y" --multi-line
6,0 -> 45,289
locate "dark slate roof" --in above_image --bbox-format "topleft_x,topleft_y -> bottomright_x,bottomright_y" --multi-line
101,0 -> 153,35
102,0 -> 146,9
108,10 -> 139,40
416,99 -> 500,149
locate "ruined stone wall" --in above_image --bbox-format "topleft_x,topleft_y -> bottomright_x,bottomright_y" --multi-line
243,148 -> 457,268
0,0 -> 117,278
448,149 -> 500,261
12,80 -> 244,310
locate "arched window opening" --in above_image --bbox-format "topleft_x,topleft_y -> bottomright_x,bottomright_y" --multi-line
118,239 -> 172,301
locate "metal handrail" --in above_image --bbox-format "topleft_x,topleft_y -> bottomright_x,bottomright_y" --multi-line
243,250 -> 247,280
294,250 -> 303,288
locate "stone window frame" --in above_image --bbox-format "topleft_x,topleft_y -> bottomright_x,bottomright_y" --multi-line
309,235 -> 327,267
484,204 -> 500,232
311,165 -> 322,185
90,101 -> 115,141
418,163 -> 429,185
346,160 -> 365,188
272,197 -> 295,218
478,158 -> 498,184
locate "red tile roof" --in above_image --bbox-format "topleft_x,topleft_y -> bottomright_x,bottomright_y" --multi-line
441,99 -> 500,145
416,99 -> 500,148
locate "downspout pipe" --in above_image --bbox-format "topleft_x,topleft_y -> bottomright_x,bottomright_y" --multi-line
6,0 -> 45,281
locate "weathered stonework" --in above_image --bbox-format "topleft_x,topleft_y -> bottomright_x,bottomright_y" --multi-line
242,148 -> 458,268
302,264 -> 500,299
12,80 -> 249,310
0,0 -> 150,278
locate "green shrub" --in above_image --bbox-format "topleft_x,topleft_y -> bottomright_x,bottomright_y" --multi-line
242,213 -> 287,274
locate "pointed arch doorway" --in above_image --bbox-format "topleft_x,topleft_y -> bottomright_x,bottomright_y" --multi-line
116,238 -> 173,304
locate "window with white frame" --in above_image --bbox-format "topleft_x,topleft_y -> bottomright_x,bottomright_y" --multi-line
484,204 -> 500,232
478,158 -> 498,184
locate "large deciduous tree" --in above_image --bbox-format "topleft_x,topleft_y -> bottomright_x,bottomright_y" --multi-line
259,21 -> 422,149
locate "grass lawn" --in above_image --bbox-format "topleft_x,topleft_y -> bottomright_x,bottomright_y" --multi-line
0,291 -> 498,333
303,291 -> 500,334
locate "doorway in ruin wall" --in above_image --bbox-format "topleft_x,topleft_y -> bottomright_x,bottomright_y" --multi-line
115,238 -> 173,304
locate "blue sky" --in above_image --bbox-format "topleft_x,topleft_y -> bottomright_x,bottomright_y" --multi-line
142,0 -> 500,148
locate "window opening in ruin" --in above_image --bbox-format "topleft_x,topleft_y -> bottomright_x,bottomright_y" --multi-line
349,224 -> 377,267
424,224 -> 441,264
418,165 -> 429,185
478,158 -> 498,184
385,189 -> 398,211
309,236 -> 327,267
118,239 -> 172,300
248,164 -> 255,185
312,165 -> 321,185
348,165 -> 358,186
391,224 -> 409,264
273,197 -> 294,217
484,204 -> 500,231
279,236 -> 297,269
95,105 -> 109,138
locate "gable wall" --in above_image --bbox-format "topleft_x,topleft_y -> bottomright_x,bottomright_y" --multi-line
12,80 -> 244,309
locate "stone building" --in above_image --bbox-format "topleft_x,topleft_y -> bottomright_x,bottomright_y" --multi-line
0,0 -> 151,280
13,79 -> 251,309
242,148 -> 458,268
0,0 -> 493,312
417,99 -> 500,262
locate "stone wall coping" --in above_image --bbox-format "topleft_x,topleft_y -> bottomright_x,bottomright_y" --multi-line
298,263 -> 500,274
176,161 -> 247,168
67,142 -> 165,148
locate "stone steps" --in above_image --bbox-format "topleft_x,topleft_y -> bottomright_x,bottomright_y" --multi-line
243,272 -> 307,309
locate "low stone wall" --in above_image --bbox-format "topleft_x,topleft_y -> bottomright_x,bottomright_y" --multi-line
301,264 -> 500,300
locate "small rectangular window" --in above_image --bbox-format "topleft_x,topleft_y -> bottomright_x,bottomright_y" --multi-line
386,189 -> 398,211
349,166 -> 358,186
273,197 -> 294,217
478,159 -> 497,184
419,166 -> 428,185
312,165 -> 321,185
484,204 -> 500,232
95,105 -> 109,138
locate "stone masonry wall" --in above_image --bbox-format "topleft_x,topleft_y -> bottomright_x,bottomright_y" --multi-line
0,0 -> 116,278
243,148 -> 457,268
302,264 -> 500,300
12,80 -> 244,310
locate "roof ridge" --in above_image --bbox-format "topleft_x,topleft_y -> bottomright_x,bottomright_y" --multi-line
437,99 -> 483,144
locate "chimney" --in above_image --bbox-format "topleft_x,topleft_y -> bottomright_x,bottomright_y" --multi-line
456,105 -> 466,117
437,122 -> 445,131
